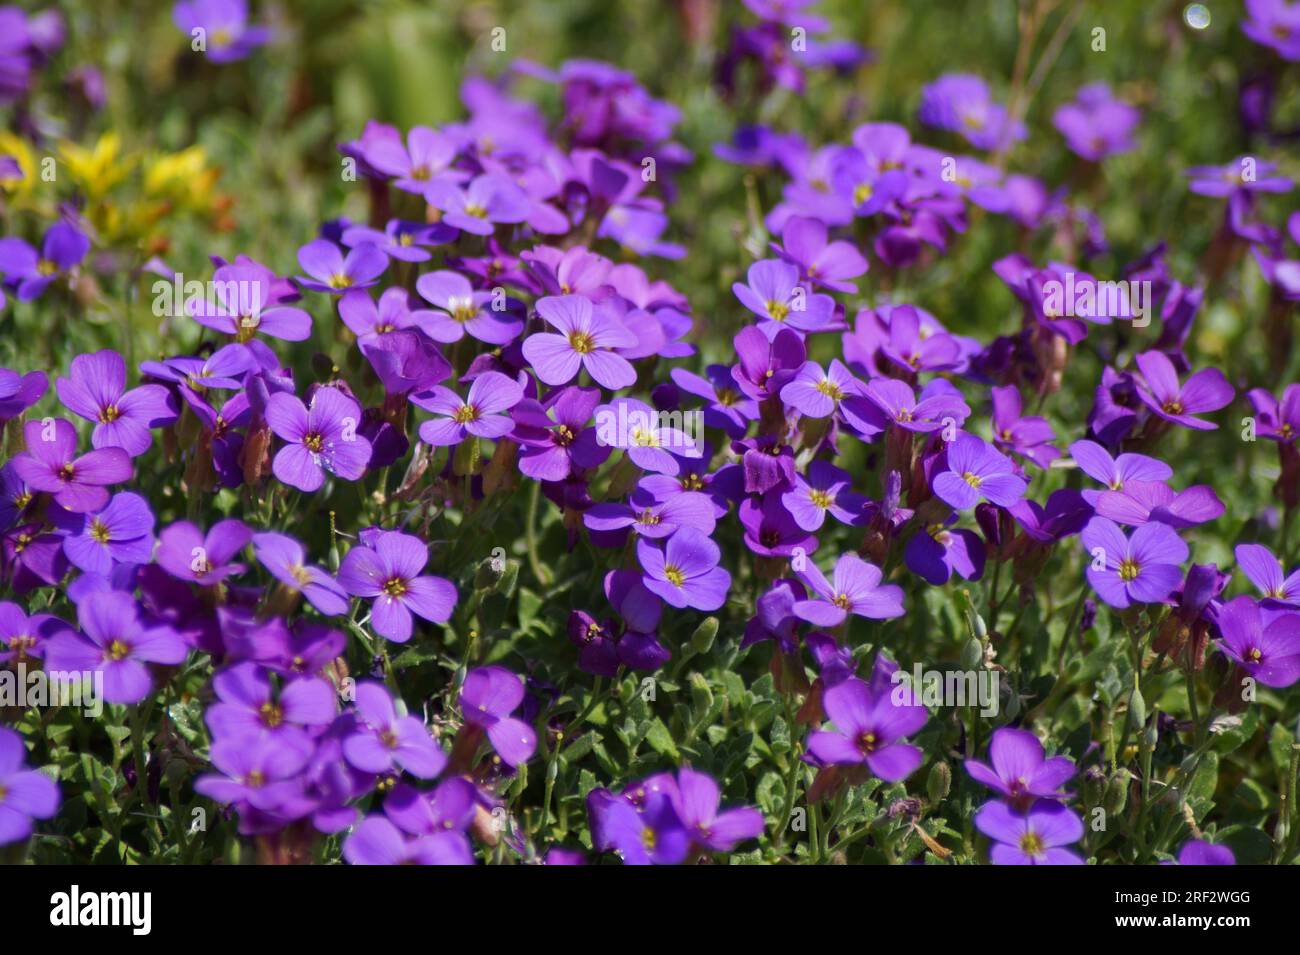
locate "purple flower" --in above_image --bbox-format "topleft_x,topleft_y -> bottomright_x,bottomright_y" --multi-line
139,343 -> 256,390
344,682 -> 448,779
964,727 -> 1075,809
52,491 -> 155,575
585,486 -> 716,540
343,815 -> 466,866
731,325 -> 805,400
206,661 -> 336,745
669,365 -> 758,437
185,262 -> 312,342
588,789 -> 688,865
414,270 -> 523,345
774,215 -> 868,292
1176,839 -> 1236,865
732,259 -> 835,335
253,532 -> 349,616
670,767 -> 765,852
295,239 -> 387,294
1080,517 -> 1189,608
781,461 -> 867,531
11,417 -> 133,513
637,527 -> 731,611
1247,384 -> 1300,442
337,529 -> 457,643
879,305 -> 965,374
424,173 -> 530,236
522,294 -> 637,390
0,222 -> 90,301
841,378 -> 969,438
459,666 -> 537,768
738,494 -> 817,558
1236,543 -> 1300,605
0,368 -> 47,427
1134,351 -> 1234,430
173,0 -> 270,62
1242,0 -> 1300,59
919,73 -> 1026,150
1053,83 -> 1139,161
975,800 -> 1084,865
512,386 -> 609,481
1094,480 -> 1224,529
43,591 -> 187,704
267,386 -> 372,492
1069,439 -> 1172,504
1185,156 -> 1293,197
55,349 -> 178,457
194,735 -> 311,811
991,385 -> 1059,468
805,676 -> 927,781
338,288 -> 430,342
779,359 -> 864,419
594,397 -> 701,474
932,433 -> 1027,510
156,518 -> 251,585
1215,595 -> 1300,688
0,727 -> 59,845
904,514 -> 985,585
362,125 -> 458,193
795,551 -> 904,626
413,371 -> 523,446
342,219 -> 452,262
0,601 -> 65,664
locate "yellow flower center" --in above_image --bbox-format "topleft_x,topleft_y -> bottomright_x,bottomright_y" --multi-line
853,182 -> 873,205
383,577 -> 408,598
663,564 -> 686,587
809,489 -> 835,509
303,433 -> 324,453
1019,832 -> 1045,856
815,380 -> 844,401
328,273 -> 353,290
106,639 -> 130,661
568,331 -> 596,354
260,702 -> 283,728
453,404 -> 480,424
464,202 -> 488,219
99,405 -> 121,423
766,300 -> 790,321
1118,558 -> 1140,582
90,519 -> 111,544
962,471 -> 982,489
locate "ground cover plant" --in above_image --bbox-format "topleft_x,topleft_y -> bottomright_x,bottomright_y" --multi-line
1,0 -> 1299,866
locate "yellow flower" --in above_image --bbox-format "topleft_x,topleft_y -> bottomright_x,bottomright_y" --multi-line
59,132 -> 133,199
144,146 -> 220,214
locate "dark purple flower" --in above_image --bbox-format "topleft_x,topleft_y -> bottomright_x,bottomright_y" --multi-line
0,222 -> 90,301
904,514 -> 985,585
991,384 -> 1059,468
965,727 -> 1075,809
731,325 -> 805,401
1176,839 -> 1236,865
671,767 -> 765,852
1215,594 -> 1300,687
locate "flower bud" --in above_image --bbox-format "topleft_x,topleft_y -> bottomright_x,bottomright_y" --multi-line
1104,771 -> 1130,815
926,761 -> 952,804
961,636 -> 984,671
689,616 -> 719,655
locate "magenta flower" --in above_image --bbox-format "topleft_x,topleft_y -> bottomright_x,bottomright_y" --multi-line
522,294 -> 637,390
731,325 -> 805,400
267,386 -> 372,492
55,349 -> 178,457
975,800 -> 1084,865
0,727 -> 59,845
11,417 -> 133,513
932,433 -> 1027,510
732,259 -> 835,335
343,682 -> 448,779
414,270 -> 523,345
295,239 -> 387,294
1215,595 -> 1300,688
1247,384 -> 1300,442
806,676 -> 927,781
1080,517 -> 1188,608
459,666 -> 537,768
412,371 -> 523,446
43,591 -> 187,704
253,532 -> 349,616
637,527 -> 731,611
1134,351 -> 1234,430
337,529 -> 457,643
965,728 -> 1075,809
795,551 -> 904,626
